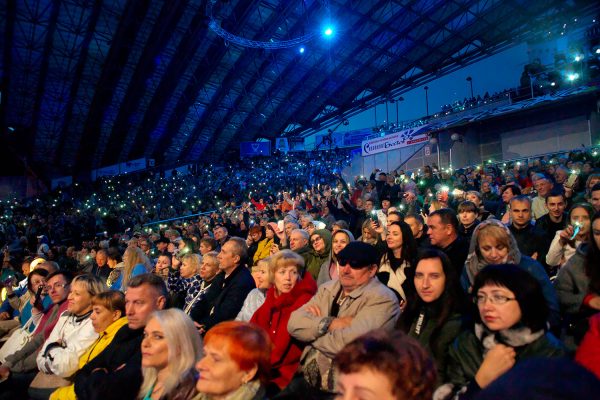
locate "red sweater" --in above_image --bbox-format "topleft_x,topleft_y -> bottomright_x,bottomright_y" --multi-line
575,312 -> 600,379
251,273 -> 317,389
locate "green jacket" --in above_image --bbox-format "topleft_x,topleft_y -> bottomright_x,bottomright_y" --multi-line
408,309 -> 464,385
446,329 -> 566,388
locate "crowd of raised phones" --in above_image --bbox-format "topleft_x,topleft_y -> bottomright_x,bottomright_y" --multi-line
1,147 -> 600,400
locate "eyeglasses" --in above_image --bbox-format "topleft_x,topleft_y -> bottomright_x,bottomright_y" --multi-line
474,294 -> 516,305
337,259 -> 366,269
311,237 -> 322,244
47,283 -> 69,290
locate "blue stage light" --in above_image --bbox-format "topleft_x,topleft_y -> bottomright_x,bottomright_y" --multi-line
299,46 -> 305,54
323,26 -> 334,37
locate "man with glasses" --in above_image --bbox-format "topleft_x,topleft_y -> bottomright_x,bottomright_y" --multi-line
286,241 -> 400,398
0,271 -> 73,398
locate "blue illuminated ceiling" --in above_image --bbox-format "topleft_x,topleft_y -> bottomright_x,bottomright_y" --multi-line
1,0 -> 598,177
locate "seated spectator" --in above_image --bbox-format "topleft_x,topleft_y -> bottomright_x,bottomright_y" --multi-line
286,241 -> 400,397
507,195 -> 545,259
307,230 -> 332,280
154,237 -> 171,256
29,274 -> 107,399
266,222 -> 283,246
287,229 -> 317,276
398,248 -> 466,385
480,180 -> 499,202
108,247 -> 150,291
331,220 -> 350,234
462,219 -> 559,328
0,271 -> 73,398
247,225 -> 271,266
236,258 -> 270,322
532,174 -> 554,220
50,290 -> 127,400
199,237 -> 218,256
104,247 -> 122,283
464,191 -> 491,220
89,249 -> 111,280
534,190 -> 568,274
183,251 -> 220,318
554,212 -> 600,346
358,219 -> 379,246
334,330 -> 437,400
457,201 -> 480,242
195,321 -> 271,399
590,183 -> 600,214
251,250 -> 316,394
404,213 -> 430,249
317,229 -> 354,286
495,185 -> 521,223
0,269 -> 51,338
71,274 -> 167,400
139,309 -> 202,400
378,221 -> 417,305
546,203 -> 594,269
167,253 -> 202,311
153,253 -> 172,282
427,209 -> 469,280
190,238 -> 255,334
437,264 -> 566,399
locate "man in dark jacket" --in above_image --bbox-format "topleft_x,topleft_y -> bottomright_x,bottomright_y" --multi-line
427,209 -> 469,280
191,237 -> 255,334
507,196 -> 545,259
73,274 -> 167,400
533,190 -> 568,275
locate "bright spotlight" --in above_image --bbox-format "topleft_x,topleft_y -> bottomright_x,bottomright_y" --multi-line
574,55 -> 582,62
299,46 -> 305,54
323,26 -> 334,37
550,82 -> 556,86
567,73 -> 579,82
596,48 -> 600,54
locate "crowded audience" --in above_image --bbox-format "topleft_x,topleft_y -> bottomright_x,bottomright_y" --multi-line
0,145 -> 600,398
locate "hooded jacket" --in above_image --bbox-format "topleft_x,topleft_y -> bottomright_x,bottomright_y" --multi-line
317,229 -> 355,286
554,243 -> 591,315
304,229 -> 332,280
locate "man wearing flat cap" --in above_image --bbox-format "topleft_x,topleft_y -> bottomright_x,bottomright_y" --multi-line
286,241 -> 400,398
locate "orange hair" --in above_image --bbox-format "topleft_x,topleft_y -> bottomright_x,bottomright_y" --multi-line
204,321 -> 272,384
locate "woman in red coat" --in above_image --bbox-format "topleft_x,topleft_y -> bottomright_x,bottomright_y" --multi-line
251,249 -> 317,395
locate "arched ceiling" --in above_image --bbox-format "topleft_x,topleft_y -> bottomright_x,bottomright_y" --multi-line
1,0 -> 598,178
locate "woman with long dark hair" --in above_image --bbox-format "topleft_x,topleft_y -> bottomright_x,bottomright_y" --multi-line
378,221 -> 418,306
398,248 -> 466,385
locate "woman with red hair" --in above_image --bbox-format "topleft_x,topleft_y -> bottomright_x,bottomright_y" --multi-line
194,321 -> 271,400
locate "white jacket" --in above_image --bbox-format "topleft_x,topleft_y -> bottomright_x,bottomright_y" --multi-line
546,230 -> 580,268
36,311 -> 98,377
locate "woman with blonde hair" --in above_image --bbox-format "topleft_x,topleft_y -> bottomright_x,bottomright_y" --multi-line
359,219 -> 379,246
30,274 -> 107,399
139,309 -> 202,400
109,247 -> 150,291
167,253 -> 203,312
236,258 -> 270,321
251,250 -> 316,394
50,290 -> 127,400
